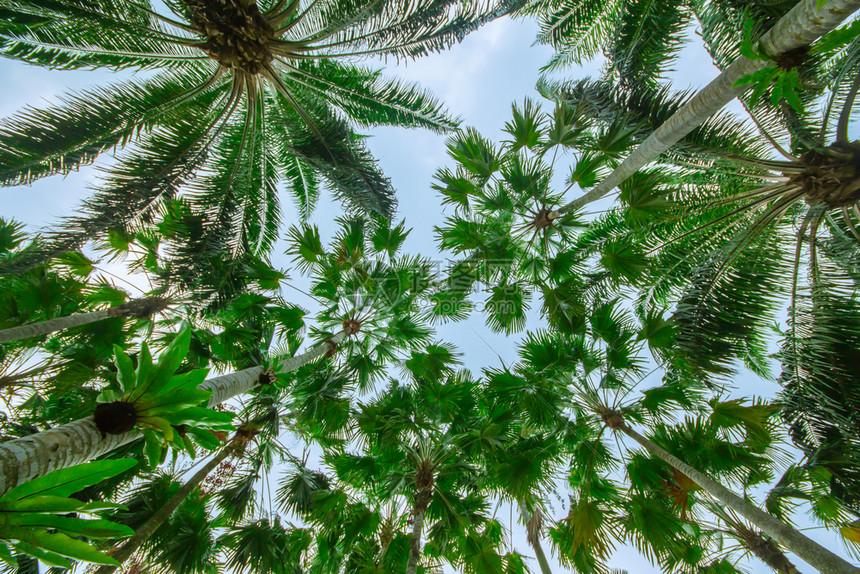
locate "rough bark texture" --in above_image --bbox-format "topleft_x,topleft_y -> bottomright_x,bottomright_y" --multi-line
619,423 -> 860,574
0,418 -> 139,497
405,488 -> 431,574
198,367 -> 264,408
94,441 -> 238,574
0,330 -> 347,495
556,0 -> 860,214
406,463 -> 435,574
733,522 -> 803,574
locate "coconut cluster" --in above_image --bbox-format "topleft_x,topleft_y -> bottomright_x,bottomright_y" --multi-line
795,141 -> 860,209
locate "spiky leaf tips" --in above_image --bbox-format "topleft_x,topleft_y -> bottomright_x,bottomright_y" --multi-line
434,99 -> 622,335
0,0 -> 523,278
95,324 -> 234,466
287,217 -> 435,391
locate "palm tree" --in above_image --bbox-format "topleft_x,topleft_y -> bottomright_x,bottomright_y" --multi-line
326,366 -> 493,574
219,516 -> 311,574
539,31 -> 860,390
779,292 -> 860,515
286,218 -> 438,390
520,0 -> 692,88
95,405 -> 282,574
0,0 -> 522,273
98,391 -> 297,574
104,470 -> 220,574
491,294 -> 858,573
0,295 -> 170,344
96,436 -> 243,574
605,412 -> 859,574
432,99 -> 616,335
575,323 -> 857,573
708,504 -> 804,574
543,0 -> 860,215
0,328 -> 346,495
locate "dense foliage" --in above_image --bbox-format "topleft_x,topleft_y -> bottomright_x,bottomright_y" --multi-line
0,0 -> 859,573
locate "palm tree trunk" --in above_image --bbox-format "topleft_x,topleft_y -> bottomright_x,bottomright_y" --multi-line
405,502 -> 427,574
0,296 -> 169,344
521,503 -> 553,574
553,0 -> 860,215
93,439 -> 239,574
732,523 -> 803,574
618,422 -> 860,574
405,483 -> 433,574
0,330 -> 346,495
531,533 -> 553,574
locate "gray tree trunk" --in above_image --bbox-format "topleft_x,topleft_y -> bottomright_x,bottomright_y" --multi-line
0,330 -> 346,495
532,538 -> 553,574
94,440 -> 238,574
405,504 -> 427,574
0,297 -> 169,344
619,422 -> 860,574
521,503 -> 553,574
554,0 -> 860,215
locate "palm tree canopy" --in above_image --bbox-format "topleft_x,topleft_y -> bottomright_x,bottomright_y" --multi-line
0,0 -> 520,273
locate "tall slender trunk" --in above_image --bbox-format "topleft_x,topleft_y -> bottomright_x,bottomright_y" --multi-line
532,537 -> 553,574
94,439 -> 239,574
0,297 -> 169,344
521,504 -> 553,574
618,422 -> 860,574
405,475 -> 434,574
552,0 -> 860,215
0,330 -> 346,495
405,501 -> 427,574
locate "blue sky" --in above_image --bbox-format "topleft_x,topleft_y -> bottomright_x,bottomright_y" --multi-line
0,10 -> 855,574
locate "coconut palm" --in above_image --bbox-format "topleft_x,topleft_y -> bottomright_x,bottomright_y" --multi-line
0,0 -> 522,273
520,0 -> 692,88
541,0 -> 860,216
